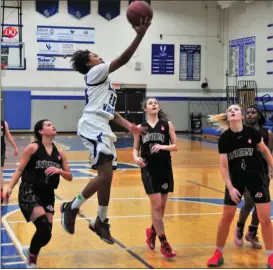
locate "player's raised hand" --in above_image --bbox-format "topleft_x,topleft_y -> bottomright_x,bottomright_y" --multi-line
134,17 -> 152,37
129,123 -> 148,136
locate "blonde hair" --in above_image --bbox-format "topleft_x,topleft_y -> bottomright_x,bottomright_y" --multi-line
208,104 -> 242,132
208,113 -> 228,131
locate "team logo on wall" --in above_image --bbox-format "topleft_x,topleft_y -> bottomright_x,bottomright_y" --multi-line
2,25 -> 20,42
37,56 -> 56,69
39,43 -> 76,55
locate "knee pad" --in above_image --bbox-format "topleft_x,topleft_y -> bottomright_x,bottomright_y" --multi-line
34,215 -> 52,247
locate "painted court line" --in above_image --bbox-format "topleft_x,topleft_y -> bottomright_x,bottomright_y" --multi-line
2,209 -> 26,264
1,243 -> 13,246
6,212 -> 223,224
1,262 -> 25,266
28,242 -> 234,258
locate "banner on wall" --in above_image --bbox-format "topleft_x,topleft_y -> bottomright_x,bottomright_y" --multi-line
36,0 -> 59,18
229,36 -> 255,77
179,45 -> 201,81
2,24 -> 21,42
151,44 -> 174,75
98,0 -> 120,21
36,25 -> 95,44
37,54 -> 72,70
67,0 -> 91,19
38,43 -> 76,55
129,0 -> 151,5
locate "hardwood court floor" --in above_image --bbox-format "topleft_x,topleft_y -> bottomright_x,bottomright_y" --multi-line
1,134 -> 273,268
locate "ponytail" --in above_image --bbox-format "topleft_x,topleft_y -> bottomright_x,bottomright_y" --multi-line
158,109 -> 169,121
34,119 -> 48,141
208,113 -> 229,132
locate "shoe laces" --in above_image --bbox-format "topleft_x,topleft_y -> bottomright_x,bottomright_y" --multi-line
162,241 -> 172,252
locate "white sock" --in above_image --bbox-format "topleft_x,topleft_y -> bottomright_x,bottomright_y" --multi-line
98,205 -> 108,222
71,193 -> 87,210
216,247 -> 223,253
267,250 -> 273,256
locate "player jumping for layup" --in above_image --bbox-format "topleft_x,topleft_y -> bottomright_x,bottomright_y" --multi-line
60,18 -> 151,244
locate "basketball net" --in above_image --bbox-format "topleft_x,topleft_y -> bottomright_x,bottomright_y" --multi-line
1,63 -> 7,78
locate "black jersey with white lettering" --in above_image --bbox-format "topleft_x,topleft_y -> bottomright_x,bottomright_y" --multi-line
140,120 -> 171,160
218,125 -> 263,174
21,141 -> 63,189
1,120 -> 6,152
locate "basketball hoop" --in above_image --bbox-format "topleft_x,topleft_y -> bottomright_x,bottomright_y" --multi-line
1,63 -> 7,78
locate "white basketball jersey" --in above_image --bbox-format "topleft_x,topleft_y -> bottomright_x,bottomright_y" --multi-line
82,62 -> 117,121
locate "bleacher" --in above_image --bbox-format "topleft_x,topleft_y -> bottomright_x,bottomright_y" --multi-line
202,81 -> 273,139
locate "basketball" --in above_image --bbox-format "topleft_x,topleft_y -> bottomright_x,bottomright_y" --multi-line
126,1 -> 153,27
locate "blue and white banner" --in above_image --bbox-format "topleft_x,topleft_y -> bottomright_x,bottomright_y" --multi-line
38,43 -> 76,56
67,0 -> 91,19
129,0 -> 151,5
98,0 -> 120,21
36,25 -> 95,44
37,54 -> 72,71
151,44 -> 174,75
229,36 -> 255,76
36,0 -> 59,18
179,45 -> 201,81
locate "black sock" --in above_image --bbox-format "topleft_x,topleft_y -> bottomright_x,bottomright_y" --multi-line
248,225 -> 258,234
158,234 -> 167,243
237,221 -> 245,230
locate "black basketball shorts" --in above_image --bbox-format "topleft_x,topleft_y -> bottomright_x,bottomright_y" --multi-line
141,158 -> 174,195
18,181 -> 55,222
224,171 -> 270,206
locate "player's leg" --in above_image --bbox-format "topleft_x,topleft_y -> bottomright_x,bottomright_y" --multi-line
234,189 -> 254,247
244,206 -> 262,249
61,153 -> 113,235
207,186 -> 241,267
19,183 -> 53,268
89,159 -> 115,244
248,174 -> 273,267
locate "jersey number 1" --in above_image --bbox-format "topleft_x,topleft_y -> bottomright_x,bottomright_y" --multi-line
109,93 -> 116,107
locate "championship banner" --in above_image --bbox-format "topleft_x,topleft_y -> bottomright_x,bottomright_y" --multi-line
179,45 -> 201,81
36,25 -> 95,44
229,36 -> 255,76
38,43 -> 76,56
2,24 -> 21,42
98,0 -> 120,21
67,0 -> 91,19
36,0 -> 59,18
129,0 -> 151,5
151,44 -> 174,75
37,54 -> 73,71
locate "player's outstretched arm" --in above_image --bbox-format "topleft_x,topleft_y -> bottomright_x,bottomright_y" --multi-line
109,17 -> 151,73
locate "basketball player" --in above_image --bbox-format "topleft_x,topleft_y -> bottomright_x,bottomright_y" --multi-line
133,97 -> 177,259
207,104 -> 273,268
1,119 -> 18,203
4,120 -> 72,268
60,18 -> 151,244
234,105 -> 273,249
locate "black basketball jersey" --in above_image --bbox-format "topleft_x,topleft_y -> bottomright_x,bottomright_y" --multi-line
140,119 -> 171,160
21,141 -> 63,189
259,127 -> 269,172
218,125 -> 264,174
1,120 -> 6,152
